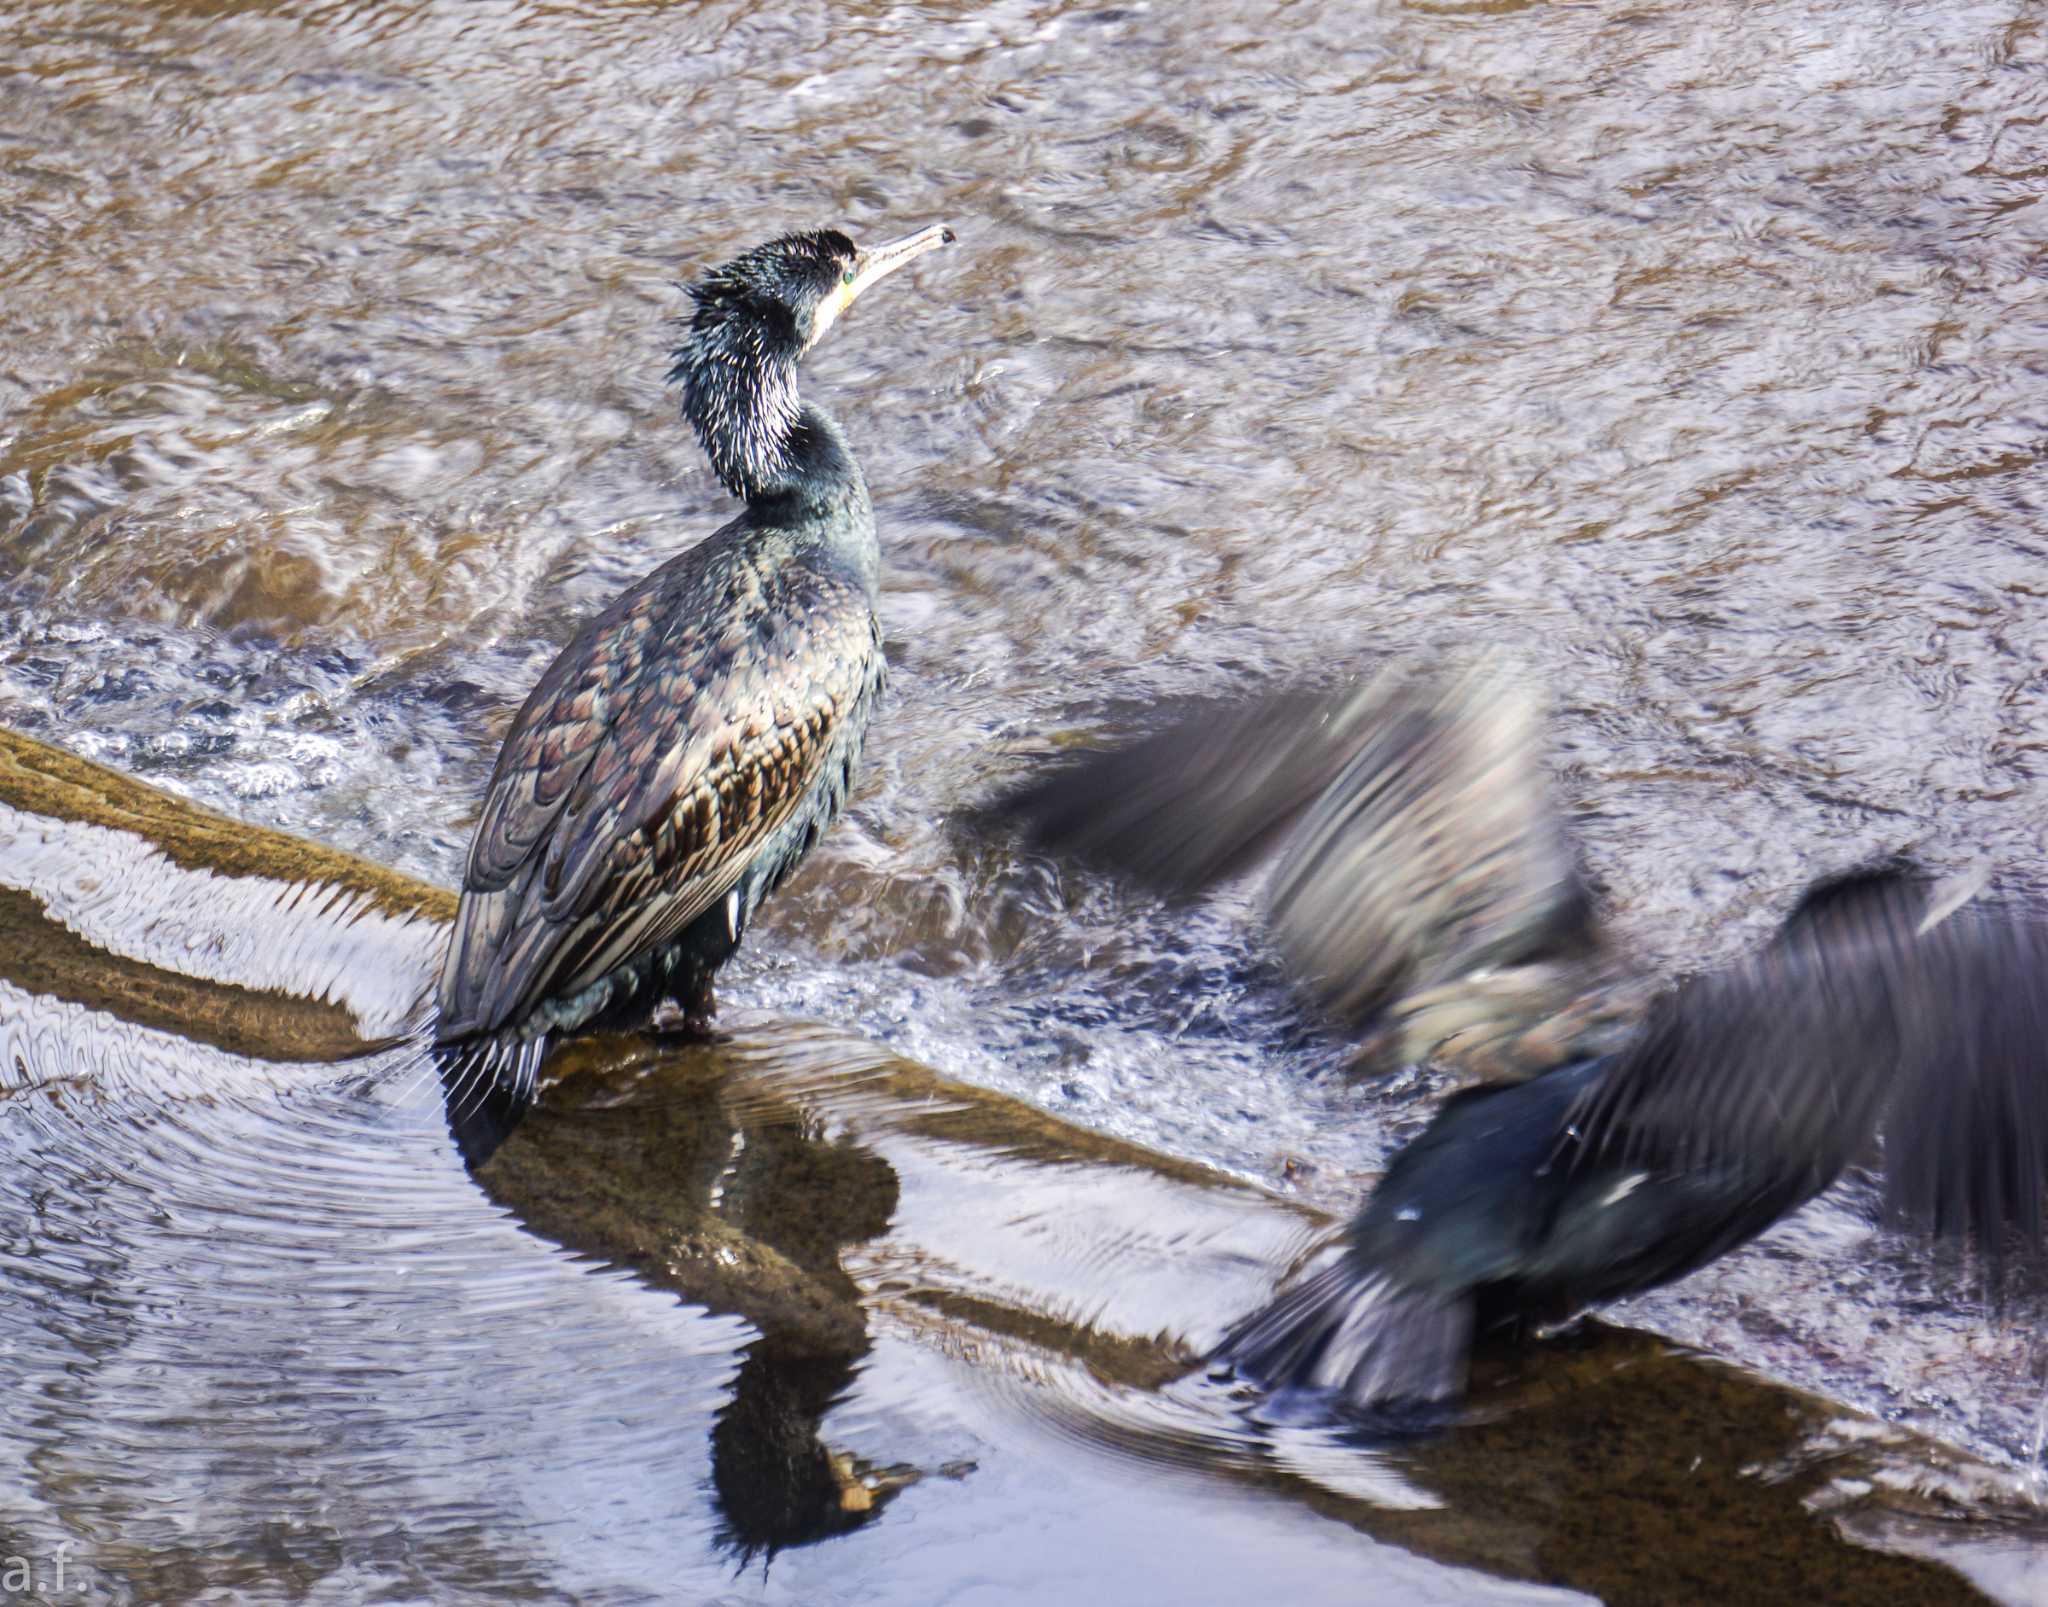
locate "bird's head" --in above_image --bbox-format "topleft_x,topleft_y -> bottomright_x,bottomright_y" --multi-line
670,224 -> 954,497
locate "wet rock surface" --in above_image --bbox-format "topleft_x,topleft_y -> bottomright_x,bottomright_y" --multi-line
0,726 -> 2036,1600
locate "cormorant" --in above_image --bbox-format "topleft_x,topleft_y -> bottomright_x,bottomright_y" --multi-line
993,663 -> 2048,1415
434,224 -> 955,1169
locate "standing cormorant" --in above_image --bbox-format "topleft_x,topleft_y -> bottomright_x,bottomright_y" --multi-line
992,664 -> 2048,1414
434,224 -> 954,1168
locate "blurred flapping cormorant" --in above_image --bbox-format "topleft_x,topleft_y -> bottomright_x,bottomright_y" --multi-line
994,663 -> 2048,1414
433,225 -> 954,1169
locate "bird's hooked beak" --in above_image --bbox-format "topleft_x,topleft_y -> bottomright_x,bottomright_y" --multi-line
809,223 -> 956,347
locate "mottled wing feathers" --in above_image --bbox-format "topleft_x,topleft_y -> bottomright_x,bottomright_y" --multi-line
462,577 -> 650,897
996,662 -> 1597,1036
1571,865 -> 2048,1256
438,539 -> 879,1040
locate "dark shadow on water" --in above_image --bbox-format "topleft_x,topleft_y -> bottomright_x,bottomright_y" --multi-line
473,1028 -> 2037,1607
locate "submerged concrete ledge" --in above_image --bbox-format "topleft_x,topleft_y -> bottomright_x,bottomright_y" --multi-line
0,724 -> 2024,1606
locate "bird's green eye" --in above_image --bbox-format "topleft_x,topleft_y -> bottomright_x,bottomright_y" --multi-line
842,268 -> 857,286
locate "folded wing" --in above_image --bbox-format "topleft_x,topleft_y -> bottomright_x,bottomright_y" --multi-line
438,550 -> 878,1042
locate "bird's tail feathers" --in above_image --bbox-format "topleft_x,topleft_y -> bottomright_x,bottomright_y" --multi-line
1212,1257 -> 1474,1415
434,1032 -> 546,1171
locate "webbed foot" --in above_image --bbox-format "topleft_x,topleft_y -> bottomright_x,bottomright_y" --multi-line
649,977 -> 720,1040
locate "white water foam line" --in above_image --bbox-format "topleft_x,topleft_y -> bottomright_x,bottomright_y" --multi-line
0,801 -> 446,1039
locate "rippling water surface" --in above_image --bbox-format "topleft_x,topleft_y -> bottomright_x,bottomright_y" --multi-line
4,0 -> 2048,1599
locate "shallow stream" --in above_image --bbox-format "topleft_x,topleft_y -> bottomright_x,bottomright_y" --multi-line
4,1 -> 2048,1600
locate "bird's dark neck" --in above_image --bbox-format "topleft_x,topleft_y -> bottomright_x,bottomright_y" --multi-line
674,307 -> 858,503
737,403 -> 879,599
672,308 -> 879,597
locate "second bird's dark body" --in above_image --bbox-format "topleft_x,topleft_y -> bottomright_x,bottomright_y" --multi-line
434,225 -> 952,1167
1220,860 -> 2048,1410
1217,1056 -> 1827,1411
993,669 -> 2048,1416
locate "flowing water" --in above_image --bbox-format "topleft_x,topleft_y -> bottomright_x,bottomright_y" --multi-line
4,0 -> 2048,1599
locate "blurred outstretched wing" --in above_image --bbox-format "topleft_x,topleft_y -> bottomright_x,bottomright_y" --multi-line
1572,864 -> 2048,1255
995,661 -> 1598,1037
991,684 -> 1376,897
1260,661 -> 1594,1033
1881,907 -> 2048,1246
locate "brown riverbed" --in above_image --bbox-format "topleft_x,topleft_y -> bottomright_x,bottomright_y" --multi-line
3,0 -> 2047,1600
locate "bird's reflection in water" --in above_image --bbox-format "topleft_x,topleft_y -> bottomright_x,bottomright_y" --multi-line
474,1037 -> 909,1560
713,1342 -> 890,1560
